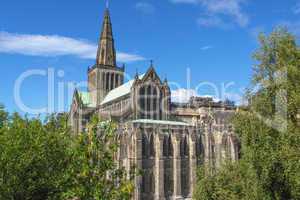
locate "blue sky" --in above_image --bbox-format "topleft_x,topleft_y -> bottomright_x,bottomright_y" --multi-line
0,0 -> 299,115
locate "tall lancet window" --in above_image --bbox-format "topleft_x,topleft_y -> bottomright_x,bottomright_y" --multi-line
149,134 -> 155,157
138,84 -> 161,120
142,133 -> 149,158
106,73 -> 110,91
196,135 -> 205,165
181,136 -> 190,197
139,87 -> 145,119
164,134 -> 174,198
146,85 -> 151,119
153,87 -> 158,120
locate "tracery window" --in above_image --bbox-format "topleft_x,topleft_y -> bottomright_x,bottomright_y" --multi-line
138,84 -> 161,120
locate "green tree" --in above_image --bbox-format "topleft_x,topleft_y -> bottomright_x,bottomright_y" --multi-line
194,28 -> 300,200
0,113 -> 71,200
0,104 -> 8,129
64,116 -> 134,200
0,110 -> 134,200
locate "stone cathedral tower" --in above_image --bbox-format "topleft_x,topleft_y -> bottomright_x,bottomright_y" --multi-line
88,8 -> 124,106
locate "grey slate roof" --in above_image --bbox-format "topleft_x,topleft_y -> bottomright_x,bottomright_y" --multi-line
131,119 -> 191,126
78,91 -> 96,108
101,74 -> 145,105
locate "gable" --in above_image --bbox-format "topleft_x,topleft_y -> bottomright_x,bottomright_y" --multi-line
140,67 -> 162,84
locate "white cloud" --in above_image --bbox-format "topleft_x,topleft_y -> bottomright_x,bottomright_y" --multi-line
293,2 -> 300,14
170,0 -> 249,28
117,52 -> 145,63
0,31 -> 145,63
197,16 -> 231,29
200,45 -> 213,50
171,89 -> 198,103
171,88 -> 244,104
135,2 -> 156,14
171,88 -> 221,103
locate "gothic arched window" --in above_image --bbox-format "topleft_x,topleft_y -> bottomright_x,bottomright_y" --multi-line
163,135 -> 168,157
106,73 -> 110,91
168,135 -> 173,157
102,73 -> 105,89
180,136 -> 189,157
138,84 -> 161,120
139,87 -> 146,119
153,87 -> 158,120
142,133 -> 148,158
146,85 -> 152,119
181,136 -> 190,197
196,135 -> 204,165
110,73 -> 115,90
184,136 -> 189,156
101,49 -> 104,60
115,74 -> 119,87
149,134 -> 155,157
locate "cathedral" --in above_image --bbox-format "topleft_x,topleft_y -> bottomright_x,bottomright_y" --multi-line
69,7 -> 240,200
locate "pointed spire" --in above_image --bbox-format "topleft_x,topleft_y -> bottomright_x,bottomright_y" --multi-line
96,7 -> 116,67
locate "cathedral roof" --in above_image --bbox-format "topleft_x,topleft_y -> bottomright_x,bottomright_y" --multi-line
101,74 -> 145,105
132,119 -> 191,126
78,91 -> 96,108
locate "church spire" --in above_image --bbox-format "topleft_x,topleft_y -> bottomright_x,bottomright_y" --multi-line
96,7 -> 116,67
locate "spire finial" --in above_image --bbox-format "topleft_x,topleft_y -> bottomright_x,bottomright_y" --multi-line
150,60 -> 154,67
135,68 -> 139,79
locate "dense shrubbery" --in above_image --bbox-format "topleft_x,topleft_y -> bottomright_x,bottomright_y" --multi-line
194,28 -> 300,200
0,110 -> 133,200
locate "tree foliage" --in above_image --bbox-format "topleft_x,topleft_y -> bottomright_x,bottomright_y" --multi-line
0,112 -> 133,200
194,28 -> 300,200
0,104 -> 8,129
